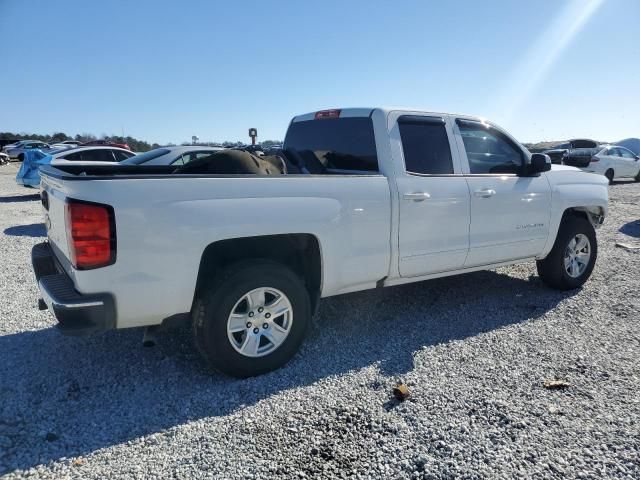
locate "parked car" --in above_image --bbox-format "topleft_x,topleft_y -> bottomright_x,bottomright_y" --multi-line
82,140 -> 131,150
616,138 -> 640,155
543,139 -> 599,164
16,146 -> 135,187
32,107 -> 608,378
50,140 -> 82,150
563,145 -> 640,183
0,139 -> 22,151
121,145 -> 224,165
5,141 -> 53,160
2,140 -> 27,152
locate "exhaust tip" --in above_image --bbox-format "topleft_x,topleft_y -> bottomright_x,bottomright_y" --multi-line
142,326 -> 158,347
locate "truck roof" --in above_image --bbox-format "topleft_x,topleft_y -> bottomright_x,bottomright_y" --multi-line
291,107 -> 484,123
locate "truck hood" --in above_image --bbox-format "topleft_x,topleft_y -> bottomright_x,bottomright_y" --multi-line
550,164 -> 580,172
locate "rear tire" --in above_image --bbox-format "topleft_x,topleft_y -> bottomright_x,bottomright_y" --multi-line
605,169 -> 614,184
17,153 -> 24,162
192,260 -> 311,378
536,215 -> 597,290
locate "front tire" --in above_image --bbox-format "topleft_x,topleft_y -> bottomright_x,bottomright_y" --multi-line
605,169 -> 614,184
536,215 -> 597,290
192,260 -> 311,378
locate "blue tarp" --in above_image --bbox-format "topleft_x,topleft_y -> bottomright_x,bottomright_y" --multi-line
15,150 -> 51,187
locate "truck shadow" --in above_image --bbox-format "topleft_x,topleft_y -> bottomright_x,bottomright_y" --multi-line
3,223 -> 46,238
0,194 -> 40,203
619,220 -> 640,239
0,269 -> 575,474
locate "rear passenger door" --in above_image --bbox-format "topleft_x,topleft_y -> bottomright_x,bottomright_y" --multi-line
392,115 -> 470,277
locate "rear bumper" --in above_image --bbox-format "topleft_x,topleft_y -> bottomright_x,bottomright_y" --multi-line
32,242 -> 116,335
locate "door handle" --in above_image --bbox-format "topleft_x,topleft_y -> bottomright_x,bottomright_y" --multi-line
474,188 -> 496,198
403,192 -> 431,201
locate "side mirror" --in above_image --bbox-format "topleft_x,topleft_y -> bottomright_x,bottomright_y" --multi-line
635,155 -> 639,161
528,153 -> 551,174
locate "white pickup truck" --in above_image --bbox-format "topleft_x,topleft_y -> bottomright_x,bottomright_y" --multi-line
32,108 -> 608,377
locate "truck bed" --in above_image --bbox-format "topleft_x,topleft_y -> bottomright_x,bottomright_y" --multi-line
38,164 -> 392,328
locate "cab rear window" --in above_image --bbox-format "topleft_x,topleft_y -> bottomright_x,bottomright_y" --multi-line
284,117 -> 378,172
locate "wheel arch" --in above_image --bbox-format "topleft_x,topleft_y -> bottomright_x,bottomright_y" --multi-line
193,234 -> 323,314
563,206 -> 605,228
539,205 -> 605,259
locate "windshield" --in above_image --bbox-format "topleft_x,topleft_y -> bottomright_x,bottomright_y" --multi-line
121,148 -> 170,165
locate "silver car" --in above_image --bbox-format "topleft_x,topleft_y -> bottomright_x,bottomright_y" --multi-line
6,141 -> 53,161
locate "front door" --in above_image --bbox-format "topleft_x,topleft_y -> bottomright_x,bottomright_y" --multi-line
617,147 -> 639,177
453,118 -> 552,267
393,115 -> 471,277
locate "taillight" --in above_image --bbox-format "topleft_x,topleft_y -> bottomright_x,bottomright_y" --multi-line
65,200 -> 116,269
315,109 -> 341,119
590,156 -> 599,162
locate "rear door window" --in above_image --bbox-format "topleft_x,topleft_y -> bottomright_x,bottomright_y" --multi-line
85,150 -> 116,162
284,117 -> 378,172
398,116 -> 453,174
171,154 -> 189,166
171,151 -> 218,165
66,150 -> 117,162
61,151 -> 82,161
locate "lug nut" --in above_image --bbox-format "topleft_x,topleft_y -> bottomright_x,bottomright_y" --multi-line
246,322 -> 252,328
263,323 -> 269,329
253,327 -> 260,334
248,312 -> 254,317
265,313 -> 271,319
258,307 -> 264,313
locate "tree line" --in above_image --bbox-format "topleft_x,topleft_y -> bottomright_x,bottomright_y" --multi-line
0,132 -> 283,152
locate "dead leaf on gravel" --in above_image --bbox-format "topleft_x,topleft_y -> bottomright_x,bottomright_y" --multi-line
543,378 -> 570,390
393,384 -> 410,401
72,458 -> 84,467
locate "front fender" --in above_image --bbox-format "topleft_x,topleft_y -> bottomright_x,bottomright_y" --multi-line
538,171 -> 608,258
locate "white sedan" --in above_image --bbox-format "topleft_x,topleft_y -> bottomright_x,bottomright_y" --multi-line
565,145 -> 640,183
120,145 -> 224,166
17,146 -> 136,186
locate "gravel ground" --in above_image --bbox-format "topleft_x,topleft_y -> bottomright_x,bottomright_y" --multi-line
0,162 -> 639,479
